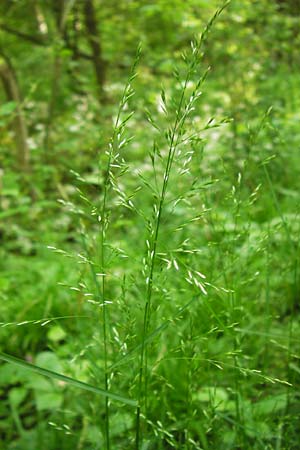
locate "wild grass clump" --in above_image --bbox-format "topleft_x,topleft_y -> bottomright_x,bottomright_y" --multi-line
1,2 -> 300,449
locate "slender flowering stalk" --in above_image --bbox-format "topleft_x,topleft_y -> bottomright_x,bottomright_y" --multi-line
135,3 -> 230,448
100,48 -> 140,449
79,47 -> 141,450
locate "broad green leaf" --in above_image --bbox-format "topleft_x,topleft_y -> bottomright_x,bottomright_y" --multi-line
9,387 -> 27,408
28,377 -> 63,411
0,101 -> 16,117
253,394 -> 287,416
193,386 -> 229,411
47,325 -> 67,342
35,351 -> 62,373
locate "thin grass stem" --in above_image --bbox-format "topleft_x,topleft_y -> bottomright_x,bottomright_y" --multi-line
135,4 -> 230,447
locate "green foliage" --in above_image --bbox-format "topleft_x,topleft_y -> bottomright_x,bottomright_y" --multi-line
1,0 -> 300,449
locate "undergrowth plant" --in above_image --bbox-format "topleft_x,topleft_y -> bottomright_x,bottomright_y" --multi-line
134,4 -> 231,448
1,1 -> 300,449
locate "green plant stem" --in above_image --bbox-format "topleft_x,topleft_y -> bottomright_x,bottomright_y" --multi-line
135,73 -> 191,449
95,49 -> 140,448
134,5 -> 230,444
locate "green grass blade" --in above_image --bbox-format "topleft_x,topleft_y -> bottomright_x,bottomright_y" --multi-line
0,352 -> 137,407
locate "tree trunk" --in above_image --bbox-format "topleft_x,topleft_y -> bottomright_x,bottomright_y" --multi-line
0,57 -> 29,171
44,0 -> 73,153
83,0 -> 105,102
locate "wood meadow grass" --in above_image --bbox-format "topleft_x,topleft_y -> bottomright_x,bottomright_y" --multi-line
1,2 -> 300,449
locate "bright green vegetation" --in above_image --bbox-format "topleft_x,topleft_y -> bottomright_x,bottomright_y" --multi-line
1,1 -> 300,449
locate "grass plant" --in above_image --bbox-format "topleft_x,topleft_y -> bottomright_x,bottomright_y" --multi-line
1,2 -> 300,449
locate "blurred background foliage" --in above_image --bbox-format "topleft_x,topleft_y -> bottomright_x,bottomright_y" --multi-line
1,0 -> 300,449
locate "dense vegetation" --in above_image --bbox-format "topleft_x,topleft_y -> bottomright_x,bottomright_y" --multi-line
1,1 -> 300,449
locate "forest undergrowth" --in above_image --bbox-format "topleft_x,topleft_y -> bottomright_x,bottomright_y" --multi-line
1,1 -> 300,449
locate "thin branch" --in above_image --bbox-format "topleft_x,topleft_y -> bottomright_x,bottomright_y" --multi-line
0,22 -> 92,60
0,23 -> 47,46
